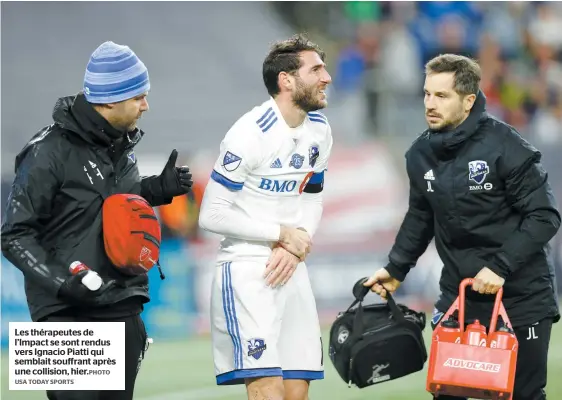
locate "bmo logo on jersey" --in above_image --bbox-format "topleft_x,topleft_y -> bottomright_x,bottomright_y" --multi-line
259,178 -> 297,193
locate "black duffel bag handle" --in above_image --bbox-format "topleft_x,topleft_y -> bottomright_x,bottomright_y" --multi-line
347,277 -> 407,345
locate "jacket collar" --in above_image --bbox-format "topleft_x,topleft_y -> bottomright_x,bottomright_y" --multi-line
52,93 -> 142,147
428,90 -> 488,160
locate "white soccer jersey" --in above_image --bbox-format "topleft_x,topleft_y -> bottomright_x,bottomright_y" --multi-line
210,97 -> 333,262
203,98 -> 332,385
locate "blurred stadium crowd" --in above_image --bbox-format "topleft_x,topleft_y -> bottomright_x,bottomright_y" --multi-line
1,2 -> 561,342
145,0 -> 562,251
279,2 -> 562,144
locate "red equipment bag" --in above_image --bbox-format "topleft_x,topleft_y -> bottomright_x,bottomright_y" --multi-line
102,194 -> 163,278
426,278 -> 518,399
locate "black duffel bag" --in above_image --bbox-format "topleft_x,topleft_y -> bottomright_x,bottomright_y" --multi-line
328,277 -> 428,388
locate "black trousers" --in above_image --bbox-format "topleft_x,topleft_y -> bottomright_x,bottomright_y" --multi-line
431,313 -> 552,400
43,313 -> 148,400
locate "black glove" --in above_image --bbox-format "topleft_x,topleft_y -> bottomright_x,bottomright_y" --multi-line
159,149 -> 193,197
58,270 -> 115,306
140,149 -> 193,206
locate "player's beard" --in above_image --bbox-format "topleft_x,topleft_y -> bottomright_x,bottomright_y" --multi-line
292,78 -> 324,113
426,103 -> 465,132
108,109 -> 142,133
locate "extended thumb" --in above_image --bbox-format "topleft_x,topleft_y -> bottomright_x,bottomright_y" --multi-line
165,149 -> 178,169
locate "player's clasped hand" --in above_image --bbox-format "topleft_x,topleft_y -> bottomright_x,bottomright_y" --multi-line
472,266 -> 505,294
263,246 -> 301,288
278,226 -> 312,261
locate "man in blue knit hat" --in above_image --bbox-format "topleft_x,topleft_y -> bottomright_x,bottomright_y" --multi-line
2,41 -> 193,400
83,41 -> 152,132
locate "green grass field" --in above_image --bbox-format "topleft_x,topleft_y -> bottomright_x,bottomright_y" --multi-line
2,322 -> 561,400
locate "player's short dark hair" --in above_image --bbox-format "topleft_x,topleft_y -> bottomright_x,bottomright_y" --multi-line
262,33 -> 326,97
425,54 -> 481,96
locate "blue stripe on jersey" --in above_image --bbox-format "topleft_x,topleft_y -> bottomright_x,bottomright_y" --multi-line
258,112 -> 275,129
222,263 -> 241,370
262,116 -> 278,132
309,170 -> 324,184
257,107 -> 273,124
211,170 -> 244,191
308,112 -> 327,121
308,117 -> 327,125
308,111 -> 326,119
257,107 -> 278,132
226,262 -> 243,369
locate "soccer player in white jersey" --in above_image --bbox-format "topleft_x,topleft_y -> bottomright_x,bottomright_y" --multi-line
198,34 -> 333,400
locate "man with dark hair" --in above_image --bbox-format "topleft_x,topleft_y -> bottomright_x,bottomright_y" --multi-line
199,33 -> 332,400
1,41 -> 193,400
364,53 -> 560,400
262,34 -> 326,98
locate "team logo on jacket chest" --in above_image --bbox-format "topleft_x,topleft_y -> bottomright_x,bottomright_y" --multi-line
468,160 -> 492,191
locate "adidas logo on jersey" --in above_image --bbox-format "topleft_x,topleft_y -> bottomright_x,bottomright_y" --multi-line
424,169 -> 435,181
270,158 -> 282,168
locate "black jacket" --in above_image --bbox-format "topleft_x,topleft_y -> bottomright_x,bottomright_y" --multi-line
386,91 -> 561,328
1,93 -> 171,322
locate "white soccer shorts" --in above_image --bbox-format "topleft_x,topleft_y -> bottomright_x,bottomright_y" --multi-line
210,260 -> 324,385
